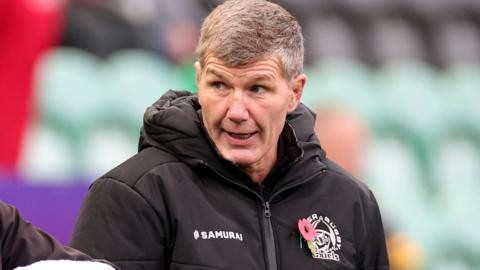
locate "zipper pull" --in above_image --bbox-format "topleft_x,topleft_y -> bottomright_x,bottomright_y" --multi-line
264,202 -> 272,218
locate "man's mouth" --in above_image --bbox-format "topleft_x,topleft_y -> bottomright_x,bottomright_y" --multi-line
227,132 -> 255,140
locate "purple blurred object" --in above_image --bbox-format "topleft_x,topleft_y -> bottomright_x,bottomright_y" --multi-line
0,180 -> 89,245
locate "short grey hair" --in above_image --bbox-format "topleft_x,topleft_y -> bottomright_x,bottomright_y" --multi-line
196,0 -> 304,80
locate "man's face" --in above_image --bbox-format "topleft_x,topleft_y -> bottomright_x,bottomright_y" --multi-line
196,55 -> 305,177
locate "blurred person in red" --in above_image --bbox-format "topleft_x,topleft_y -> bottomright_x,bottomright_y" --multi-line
314,105 -> 424,270
0,0 -> 65,176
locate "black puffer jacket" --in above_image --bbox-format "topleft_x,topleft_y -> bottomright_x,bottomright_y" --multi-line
71,90 -> 389,270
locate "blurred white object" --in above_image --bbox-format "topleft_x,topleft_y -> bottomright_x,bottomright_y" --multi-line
18,122 -> 76,182
14,260 -> 114,270
81,127 -> 137,180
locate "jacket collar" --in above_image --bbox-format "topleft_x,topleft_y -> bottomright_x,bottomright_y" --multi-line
139,90 -> 326,192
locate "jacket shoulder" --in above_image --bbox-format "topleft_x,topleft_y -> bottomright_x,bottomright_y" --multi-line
101,147 -> 179,187
323,158 -> 373,198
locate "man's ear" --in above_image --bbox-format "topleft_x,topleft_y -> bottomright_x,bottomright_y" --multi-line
194,61 -> 202,83
287,73 -> 307,112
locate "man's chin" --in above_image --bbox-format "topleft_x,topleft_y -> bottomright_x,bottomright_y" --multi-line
220,150 -> 257,166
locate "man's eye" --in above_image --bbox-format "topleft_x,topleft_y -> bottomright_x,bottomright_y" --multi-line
211,81 -> 226,90
251,85 -> 267,93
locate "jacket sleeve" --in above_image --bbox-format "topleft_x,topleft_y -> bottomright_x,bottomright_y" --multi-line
359,191 -> 390,270
0,200 -> 91,270
70,177 -> 168,270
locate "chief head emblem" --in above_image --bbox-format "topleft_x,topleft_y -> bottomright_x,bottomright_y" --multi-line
298,214 -> 341,261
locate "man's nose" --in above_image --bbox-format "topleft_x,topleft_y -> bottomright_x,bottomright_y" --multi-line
226,92 -> 249,123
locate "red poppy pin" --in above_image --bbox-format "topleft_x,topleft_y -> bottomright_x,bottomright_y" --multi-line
298,218 -> 318,255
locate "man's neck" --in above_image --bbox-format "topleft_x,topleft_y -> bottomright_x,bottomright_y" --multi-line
245,169 -> 269,184
244,134 -> 286,184
241,155 -> 277,184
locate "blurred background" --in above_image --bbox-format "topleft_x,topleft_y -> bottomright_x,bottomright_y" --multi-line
1,0 -> 480,269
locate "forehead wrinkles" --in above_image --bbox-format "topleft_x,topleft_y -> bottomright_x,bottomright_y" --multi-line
204,57 -> 282,82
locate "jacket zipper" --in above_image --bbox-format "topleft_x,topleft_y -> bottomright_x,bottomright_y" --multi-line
197,160 -> 326,270
263,201 -> 277,270
197,160 -> 277,269
260,168 -> 327,270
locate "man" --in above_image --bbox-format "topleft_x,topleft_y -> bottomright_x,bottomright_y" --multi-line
71,0 -> 389,269
0,200 -> 115,270
314,106 -> 424,270
314,106 -> 370,178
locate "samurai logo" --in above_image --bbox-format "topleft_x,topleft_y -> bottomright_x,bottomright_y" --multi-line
307,214 -> 342,261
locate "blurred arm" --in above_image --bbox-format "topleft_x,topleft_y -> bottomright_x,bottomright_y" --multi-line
0,200 -> 91,270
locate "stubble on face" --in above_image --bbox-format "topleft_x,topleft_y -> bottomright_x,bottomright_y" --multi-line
196,55 -> 305,182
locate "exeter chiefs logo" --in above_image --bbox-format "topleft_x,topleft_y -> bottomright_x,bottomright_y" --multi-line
300,214 -> 342,261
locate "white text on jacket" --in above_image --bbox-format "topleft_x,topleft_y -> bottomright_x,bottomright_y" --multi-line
193,230 -> 243,242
